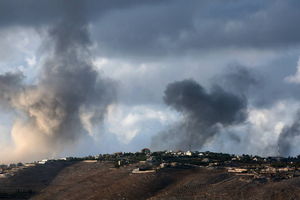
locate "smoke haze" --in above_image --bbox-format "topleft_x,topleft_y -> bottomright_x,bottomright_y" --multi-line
278,112 -> 300,157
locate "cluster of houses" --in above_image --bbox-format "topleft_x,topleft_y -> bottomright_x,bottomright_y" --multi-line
124,149 -> 300,182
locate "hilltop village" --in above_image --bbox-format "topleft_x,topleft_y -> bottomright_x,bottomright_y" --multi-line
1,149 -> 300,183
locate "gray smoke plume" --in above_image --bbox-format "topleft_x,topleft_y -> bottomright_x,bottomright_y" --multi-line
278,112 -> 300,157
152,79 -> 247,151
0,2 -> 115,162
0,72 -> 23,107
216,66 -> 260,96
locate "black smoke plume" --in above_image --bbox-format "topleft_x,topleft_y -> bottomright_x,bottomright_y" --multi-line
152,79 -> 247,150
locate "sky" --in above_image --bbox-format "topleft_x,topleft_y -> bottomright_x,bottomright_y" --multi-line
1,0 -> 300,162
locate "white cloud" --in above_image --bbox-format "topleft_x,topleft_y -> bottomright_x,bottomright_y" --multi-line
0,27 -> 42,84
105,104 -> 178,144
0,27 -> 41,65
205,100 -> 300,156
25,56 -> 37,67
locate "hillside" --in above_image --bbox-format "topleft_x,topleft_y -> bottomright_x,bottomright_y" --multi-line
1,161 -> 300,200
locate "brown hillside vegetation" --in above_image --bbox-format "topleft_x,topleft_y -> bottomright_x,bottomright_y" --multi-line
2,161 -> 300,200
32,162 -> 300,200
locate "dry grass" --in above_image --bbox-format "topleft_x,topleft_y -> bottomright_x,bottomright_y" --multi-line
2,161 -> 300,199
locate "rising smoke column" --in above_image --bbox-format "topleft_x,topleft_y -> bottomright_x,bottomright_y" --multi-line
278,112 -> 300,157
0,3 -> 115,162
151,79 -> 247,151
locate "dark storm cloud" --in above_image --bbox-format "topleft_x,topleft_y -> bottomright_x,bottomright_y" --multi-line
1,0 -> 300,159
253,60 -> 300,108
216,65 -> 300,109
92,0 -> 300,57
0,1 -> 300,57
152,79 -> 247,150
0,0 -> 163,28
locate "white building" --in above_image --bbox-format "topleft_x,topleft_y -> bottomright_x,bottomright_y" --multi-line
38,159 -> 48,164
185,151 -> 192,156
